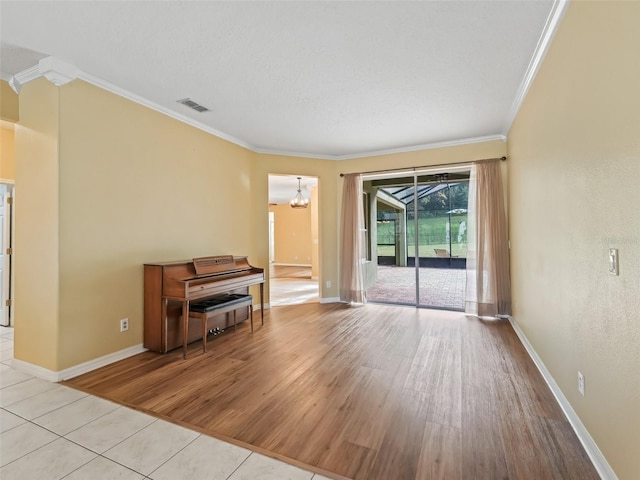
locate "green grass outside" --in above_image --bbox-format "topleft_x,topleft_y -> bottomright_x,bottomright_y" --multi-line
376,214 -> 468,258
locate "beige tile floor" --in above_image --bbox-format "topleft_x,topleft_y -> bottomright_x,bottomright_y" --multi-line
269,265 -> 319,307
0,326 -> 331,480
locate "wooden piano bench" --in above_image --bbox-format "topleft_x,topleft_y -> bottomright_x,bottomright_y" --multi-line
182,294 -> 254,359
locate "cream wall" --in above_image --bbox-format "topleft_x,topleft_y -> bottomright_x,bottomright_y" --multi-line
1,79 -> 18,180
14,78 -> 60,370
1,79 -> 19,122
1,126 -> 16,180
508,2 -> 640,479
269,203 -> 312,265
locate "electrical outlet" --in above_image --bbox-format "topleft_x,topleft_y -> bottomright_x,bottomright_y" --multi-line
120,318 -> 129,332
609,248 -> 619,275
578,371 -> 585,396
326,280 -> 331,288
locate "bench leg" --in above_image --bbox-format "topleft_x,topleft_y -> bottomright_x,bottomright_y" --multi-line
250,304 -> 254,332
233,310 -> 237,331
260,283 -> 264,326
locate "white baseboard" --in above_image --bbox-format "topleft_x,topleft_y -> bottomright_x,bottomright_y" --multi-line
11,359 -> 61,383
272,263 -> 312,267
508,317 -> 618,480
12,343 -> 147,383
320,297 -> 341,304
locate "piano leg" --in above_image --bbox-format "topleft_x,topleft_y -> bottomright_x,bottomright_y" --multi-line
201,312 -> 207,354
161,298 -> 168,353
182,300 -> 190,359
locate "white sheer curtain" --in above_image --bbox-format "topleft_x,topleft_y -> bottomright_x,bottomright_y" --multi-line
465,160 -> 511,317
339,173 -> 367,304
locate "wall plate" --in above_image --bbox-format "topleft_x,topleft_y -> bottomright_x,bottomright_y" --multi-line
608,248 -> 619,276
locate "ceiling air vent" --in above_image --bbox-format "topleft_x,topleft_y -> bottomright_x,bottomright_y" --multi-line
176,98 -> 210,113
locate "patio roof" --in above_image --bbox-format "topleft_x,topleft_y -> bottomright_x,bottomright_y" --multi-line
380,182 -> 457,204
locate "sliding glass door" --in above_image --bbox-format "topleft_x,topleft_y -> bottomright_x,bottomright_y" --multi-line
414,174 -> 469,309
365,171 -> 470,310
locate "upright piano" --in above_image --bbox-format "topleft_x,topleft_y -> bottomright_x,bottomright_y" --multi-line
144,255 -> 264,353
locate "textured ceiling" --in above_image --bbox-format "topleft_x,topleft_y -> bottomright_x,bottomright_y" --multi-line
1,1 -> 555,158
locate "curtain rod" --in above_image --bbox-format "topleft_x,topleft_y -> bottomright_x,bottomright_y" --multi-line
338,156 -> 507,177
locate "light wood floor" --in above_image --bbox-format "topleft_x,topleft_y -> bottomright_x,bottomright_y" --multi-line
65,303 -> 599,480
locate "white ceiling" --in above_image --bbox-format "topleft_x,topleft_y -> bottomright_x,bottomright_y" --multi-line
1,1 -> 558,159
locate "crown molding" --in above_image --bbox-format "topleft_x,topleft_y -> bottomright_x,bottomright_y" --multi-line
9,56 -> 506,160
9,64 -> 39,93
255,134 -> 506,161
252,146 -> 340,161
502,0 -> 569,136
9,57 -> 78,93
335,134 -> 506,161
39,57 -> 79,87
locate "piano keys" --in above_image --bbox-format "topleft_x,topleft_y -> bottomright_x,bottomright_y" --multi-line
144,255 -> 264,353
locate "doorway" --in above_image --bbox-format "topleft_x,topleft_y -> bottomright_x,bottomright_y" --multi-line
365,171 -> 469,310
267,174 -> 319,306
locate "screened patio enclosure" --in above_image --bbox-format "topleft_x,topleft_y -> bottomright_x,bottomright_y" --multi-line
363,172 -> 470,309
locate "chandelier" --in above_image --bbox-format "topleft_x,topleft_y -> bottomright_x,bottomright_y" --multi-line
290,177 -> 309,209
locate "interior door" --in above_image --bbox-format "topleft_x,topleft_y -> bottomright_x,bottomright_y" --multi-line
0,184 -> 14,326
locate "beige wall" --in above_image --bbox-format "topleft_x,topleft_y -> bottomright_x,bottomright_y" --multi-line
269,203 -> 312,265
1,126 -> 16,180
508,2 -> 640,479
1,79 -> 19,122
14,78 -> 60,370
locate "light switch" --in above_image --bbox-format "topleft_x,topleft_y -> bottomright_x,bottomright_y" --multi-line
609,248 -> 619,276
